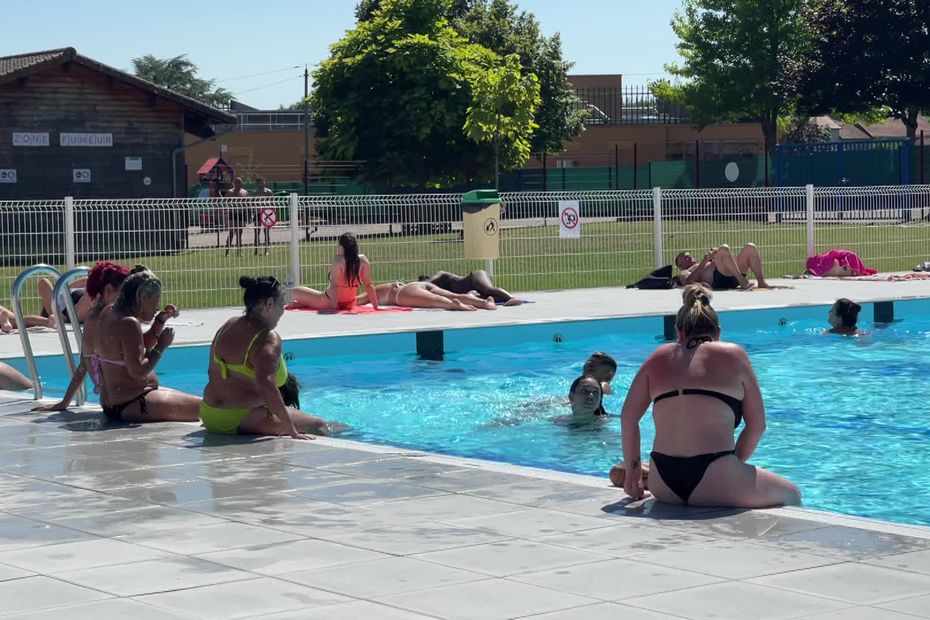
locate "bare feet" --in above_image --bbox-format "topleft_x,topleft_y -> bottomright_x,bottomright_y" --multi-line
452,300 -> 477,311
483,297 -> 497,310
503,298 -> 522,306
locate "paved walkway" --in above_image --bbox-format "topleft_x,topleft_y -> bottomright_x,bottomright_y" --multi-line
2,279 -> 930,618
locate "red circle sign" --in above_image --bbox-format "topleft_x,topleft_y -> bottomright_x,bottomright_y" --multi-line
259,207 -> 278,229
560,207 -> 579,229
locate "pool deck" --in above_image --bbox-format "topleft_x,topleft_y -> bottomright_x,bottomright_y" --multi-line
2,277 -> 930,618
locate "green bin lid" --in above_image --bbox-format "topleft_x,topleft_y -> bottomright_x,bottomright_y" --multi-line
461,189 -> 500,205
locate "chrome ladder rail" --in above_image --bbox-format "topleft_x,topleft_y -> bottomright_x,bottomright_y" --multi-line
11,264 -> 62,399
52,267 -> 91,405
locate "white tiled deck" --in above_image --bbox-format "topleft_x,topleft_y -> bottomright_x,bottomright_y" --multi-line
2,278 -> 930,619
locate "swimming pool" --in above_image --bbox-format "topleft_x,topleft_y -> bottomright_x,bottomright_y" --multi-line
18,299 -> 930,527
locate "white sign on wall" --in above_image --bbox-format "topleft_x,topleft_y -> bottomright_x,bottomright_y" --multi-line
73,169 -> 92,183
12,132 -> 49,147
0,169 -> 17,183
125,156 -> 143,171
558,200 -> 581,239
61,133 -> 113,147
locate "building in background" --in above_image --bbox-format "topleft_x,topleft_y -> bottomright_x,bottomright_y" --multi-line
0,47 -> 234,200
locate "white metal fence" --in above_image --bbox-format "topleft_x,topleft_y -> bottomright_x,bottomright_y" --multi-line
2,185 -> 929,311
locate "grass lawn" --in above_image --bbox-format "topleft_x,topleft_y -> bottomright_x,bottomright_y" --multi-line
2,218 -> 928,312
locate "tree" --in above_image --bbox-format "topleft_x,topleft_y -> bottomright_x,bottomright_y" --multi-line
794,0 -> 930,139
355,0 -> 475,21
131,55 -> 231,108
314,0 -> 537,188
464,54 -> 540,187
781,116 -> 830,143
666,0 -> 809,152
456,0 -> 584,155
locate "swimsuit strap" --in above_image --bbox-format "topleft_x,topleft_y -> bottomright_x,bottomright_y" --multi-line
653,387 -> 743,427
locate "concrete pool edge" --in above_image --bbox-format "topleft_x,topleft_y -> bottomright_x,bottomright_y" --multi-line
5,390 -> 930,542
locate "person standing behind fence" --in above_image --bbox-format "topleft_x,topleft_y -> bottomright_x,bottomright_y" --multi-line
225,176 -> 250,257
253,177 -> 274,256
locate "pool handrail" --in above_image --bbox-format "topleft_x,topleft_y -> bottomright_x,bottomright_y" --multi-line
52,267 -> 91,405
11,264 -> 62,399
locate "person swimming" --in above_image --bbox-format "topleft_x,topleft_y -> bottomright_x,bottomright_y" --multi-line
826,298 -> 862,335
583,351 -> 617,395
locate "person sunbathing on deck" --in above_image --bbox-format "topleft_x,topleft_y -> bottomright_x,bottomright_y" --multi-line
358,281 -> 496,311
675,243 -> 768,290
423,270 -> 521,305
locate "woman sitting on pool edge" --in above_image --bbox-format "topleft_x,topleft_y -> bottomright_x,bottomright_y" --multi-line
620,284 -> 801,508
357,281 -> 496,311
32,262 -> 131,411
826,298 -> 862,336
94,266 -> 200,423
290,232 -> 378,311
201,276 -> 329,439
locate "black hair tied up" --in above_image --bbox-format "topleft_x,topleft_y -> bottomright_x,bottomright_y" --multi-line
240,275 -> 284,311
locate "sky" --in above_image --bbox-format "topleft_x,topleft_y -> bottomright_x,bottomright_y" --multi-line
2,0 -> 683,110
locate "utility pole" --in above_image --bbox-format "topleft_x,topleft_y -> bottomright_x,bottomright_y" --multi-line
303,65 -> 310,196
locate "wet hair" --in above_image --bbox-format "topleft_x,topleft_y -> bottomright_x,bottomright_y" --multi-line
568,374 -> 606,415
339,232 -> 361,286
676,284 -> 719,339
239,275 -> 285,313
584,352 -> 617,374
833,298 -> 861,328
85,261 -> 130,298
113,265 -> 161,316
279,372 -> 300,409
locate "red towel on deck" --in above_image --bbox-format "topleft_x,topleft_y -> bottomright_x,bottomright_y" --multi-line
285,303 -> 413,315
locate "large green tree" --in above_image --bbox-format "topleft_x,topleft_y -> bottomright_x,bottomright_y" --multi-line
313,0 -> 539,187
456,0 -> 584,156
464,54 -> 540,187
667,0 -> 809,152
794,0 -> 930,139
131,54 -> 231,108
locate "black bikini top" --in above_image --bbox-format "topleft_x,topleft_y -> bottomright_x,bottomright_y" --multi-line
653,388 -> 743,428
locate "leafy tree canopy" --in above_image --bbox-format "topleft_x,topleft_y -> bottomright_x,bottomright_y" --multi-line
666,0 -> 809,151
131,54 -> 231,108
793,0 -> 930,138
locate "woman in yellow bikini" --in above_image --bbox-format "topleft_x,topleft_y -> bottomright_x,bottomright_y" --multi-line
200,275 -> 329,439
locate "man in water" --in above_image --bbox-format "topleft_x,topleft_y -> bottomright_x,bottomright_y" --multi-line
675,243 -> 768,290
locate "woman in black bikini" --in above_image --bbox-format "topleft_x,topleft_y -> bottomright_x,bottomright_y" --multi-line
620,284 -> 800,508
94,267 -> 200,423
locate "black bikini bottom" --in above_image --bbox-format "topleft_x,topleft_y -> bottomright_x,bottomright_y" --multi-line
650,450 -> 735,504
102,388 -> 154,422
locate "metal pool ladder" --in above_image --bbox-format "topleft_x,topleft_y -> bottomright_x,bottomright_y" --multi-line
11,264 -> 89,401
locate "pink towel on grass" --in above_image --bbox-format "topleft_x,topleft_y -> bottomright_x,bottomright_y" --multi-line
285,303 -> 412,315
806,249 -> 877,277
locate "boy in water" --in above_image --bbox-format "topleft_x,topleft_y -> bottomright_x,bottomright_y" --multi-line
583,352 -> 616,395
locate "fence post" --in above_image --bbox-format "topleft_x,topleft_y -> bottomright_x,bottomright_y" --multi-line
653,186 -> 663,268
806,184 -> 815,258
63,196 -> 76,270
288,193 -> 300,289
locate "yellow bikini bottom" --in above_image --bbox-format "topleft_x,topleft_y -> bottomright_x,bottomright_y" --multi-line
199,400 -> 256,434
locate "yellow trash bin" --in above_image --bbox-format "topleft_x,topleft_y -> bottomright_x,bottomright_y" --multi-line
461,189 -> 501,260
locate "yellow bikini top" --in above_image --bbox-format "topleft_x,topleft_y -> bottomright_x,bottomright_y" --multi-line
213,328 -> 288,388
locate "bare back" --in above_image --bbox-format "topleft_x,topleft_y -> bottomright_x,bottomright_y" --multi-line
203,316 -> 279,409
643,341 -> 760,455
327,254 -> 372,304
94,307 -> 157,405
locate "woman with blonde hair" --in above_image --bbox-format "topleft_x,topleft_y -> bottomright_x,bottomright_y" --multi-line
620,284 -> 800,508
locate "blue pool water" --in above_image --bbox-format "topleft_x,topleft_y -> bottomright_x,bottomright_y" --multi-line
22,301 -> 930,527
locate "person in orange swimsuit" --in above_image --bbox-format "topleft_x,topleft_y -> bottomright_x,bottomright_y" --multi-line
290,232 -> 379,311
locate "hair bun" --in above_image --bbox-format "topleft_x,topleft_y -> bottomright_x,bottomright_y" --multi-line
239,275 -> 257,289
130,264 -> 149,274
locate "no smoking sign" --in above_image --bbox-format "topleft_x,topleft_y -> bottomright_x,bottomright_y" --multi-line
259,207 -> 278,229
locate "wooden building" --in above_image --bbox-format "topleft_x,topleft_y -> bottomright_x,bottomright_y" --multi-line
0,47 -> 235,200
